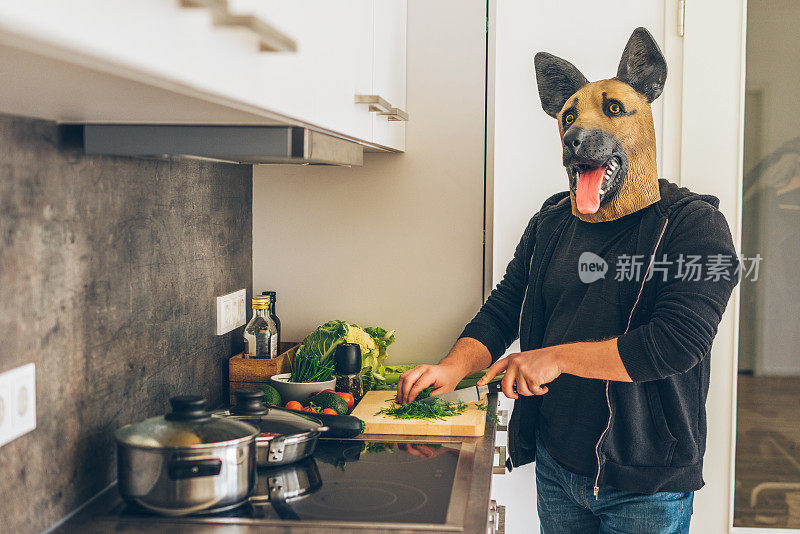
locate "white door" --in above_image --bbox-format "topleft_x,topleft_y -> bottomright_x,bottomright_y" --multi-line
677,4 -> 744,533
682,0 -> 800,532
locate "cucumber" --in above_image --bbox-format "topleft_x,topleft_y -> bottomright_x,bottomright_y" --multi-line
308,391 -> 349,415
270,406 -> 365,437
313,411 -> 366,437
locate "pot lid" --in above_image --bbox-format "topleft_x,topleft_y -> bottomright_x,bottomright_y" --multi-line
222,407 -> 325,435
115,396 -> 258,449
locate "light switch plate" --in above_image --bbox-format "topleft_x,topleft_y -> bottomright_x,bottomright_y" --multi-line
216,289 -> 247,335
0,363 -> 36,447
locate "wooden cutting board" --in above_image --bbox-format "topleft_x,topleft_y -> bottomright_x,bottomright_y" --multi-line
350,390 -> 487,437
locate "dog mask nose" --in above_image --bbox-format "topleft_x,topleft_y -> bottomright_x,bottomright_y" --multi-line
563,128 -> 587,157
562,127 -> 615,164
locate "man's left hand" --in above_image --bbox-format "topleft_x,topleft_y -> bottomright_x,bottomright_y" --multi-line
477,347 -> 562,399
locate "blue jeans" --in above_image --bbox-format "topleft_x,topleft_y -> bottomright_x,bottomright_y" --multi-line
535,436 -> 693,533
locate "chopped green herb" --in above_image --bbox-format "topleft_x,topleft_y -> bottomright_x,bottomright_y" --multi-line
476,402 -> 501,424
376,399 -> 468,421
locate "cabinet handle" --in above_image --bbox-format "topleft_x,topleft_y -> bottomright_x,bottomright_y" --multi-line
355,94 -> 409,122
488,500 -> 506,534
497,409 -> 508,432
496,504 -> 506,534
180,0 -> 297,52
355,94 -> 392,113
493,446 -> 507,475
378,107 -> 409,122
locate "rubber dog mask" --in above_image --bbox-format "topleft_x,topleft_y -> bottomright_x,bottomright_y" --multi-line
535,27 -> 667,222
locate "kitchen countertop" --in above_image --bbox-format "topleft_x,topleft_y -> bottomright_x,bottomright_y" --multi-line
55,394 -> 500,534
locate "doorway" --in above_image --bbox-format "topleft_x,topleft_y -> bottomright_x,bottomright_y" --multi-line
733,0 -> 800,528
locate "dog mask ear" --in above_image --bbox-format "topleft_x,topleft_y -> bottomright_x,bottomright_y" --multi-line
534,52 -> 589,118
616,27 -> 667,102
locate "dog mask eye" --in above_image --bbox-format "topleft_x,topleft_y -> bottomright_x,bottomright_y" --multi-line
603,98 -> 626,117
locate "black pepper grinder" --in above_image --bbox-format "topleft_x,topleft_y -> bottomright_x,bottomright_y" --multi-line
334,343 -> 363,403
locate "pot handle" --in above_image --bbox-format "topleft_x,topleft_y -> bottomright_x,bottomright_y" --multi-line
168,458 -> 222,480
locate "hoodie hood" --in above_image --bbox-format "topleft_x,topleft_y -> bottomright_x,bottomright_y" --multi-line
653,179 -> 720,217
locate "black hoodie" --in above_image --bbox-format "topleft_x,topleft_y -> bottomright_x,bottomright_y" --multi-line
460,179 -> 739,494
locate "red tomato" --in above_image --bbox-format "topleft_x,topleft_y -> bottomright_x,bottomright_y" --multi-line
335,392 -> 355,410
285,401 -> 303,411
322,408 -> 337,415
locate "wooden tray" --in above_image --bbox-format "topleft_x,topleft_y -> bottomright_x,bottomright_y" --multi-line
228,342 -> 297,404
350,390 -> 487,437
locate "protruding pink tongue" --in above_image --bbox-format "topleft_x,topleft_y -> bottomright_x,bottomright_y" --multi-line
576,166 -> 606,214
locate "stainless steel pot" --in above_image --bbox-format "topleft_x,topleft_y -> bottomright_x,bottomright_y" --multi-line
115,395 -> 259,516
249,458 -> 322,520
250,457 -> 322,504
217,389 -> 328,467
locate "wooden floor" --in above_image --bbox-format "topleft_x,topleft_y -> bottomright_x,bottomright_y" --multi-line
734,374 -> 800,528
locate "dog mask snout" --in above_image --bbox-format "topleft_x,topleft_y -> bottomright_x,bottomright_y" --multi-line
562,128 -> 616,165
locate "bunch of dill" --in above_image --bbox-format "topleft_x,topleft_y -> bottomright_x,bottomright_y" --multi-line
376,398 -> 468,421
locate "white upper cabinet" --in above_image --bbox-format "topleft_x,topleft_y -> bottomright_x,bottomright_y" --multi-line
371,0 -> 407,151
0,0 -> 406,151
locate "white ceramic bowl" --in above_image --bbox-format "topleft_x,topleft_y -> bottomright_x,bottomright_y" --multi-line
268,373 -> 336,404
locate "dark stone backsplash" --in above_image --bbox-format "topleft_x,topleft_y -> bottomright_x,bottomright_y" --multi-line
0,114 -> 252,533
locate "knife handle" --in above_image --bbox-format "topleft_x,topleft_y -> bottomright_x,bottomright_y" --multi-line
487,380 -> 503,394
482,380 -> 516,397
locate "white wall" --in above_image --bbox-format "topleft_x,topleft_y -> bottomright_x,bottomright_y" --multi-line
252,0 -> 487,365
489,2 -> 670,532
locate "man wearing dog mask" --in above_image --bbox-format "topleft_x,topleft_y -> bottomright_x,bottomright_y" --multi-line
396,28 -> 738,532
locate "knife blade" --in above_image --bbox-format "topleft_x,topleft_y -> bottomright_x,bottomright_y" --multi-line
418,380 -> 503,404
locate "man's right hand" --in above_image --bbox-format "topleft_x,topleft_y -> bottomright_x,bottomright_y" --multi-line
394,363 -> 464,404
394,337 -> 493,404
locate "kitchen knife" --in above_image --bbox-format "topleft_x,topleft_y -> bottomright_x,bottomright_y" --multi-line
418,380 -> 503,405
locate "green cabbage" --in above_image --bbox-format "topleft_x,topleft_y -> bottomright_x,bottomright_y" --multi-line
291,320 -> 395,390
290,320 -> 347,382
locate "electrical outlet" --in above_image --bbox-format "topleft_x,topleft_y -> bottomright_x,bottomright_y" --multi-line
0,363 -> 36,447
216,289 -> 247,335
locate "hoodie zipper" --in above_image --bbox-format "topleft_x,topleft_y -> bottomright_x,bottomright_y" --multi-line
518,251 -> 537,340
593,217 -> 669,499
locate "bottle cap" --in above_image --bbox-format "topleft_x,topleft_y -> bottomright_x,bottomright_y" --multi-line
335,343 -> 362,375
252,295 -> 270,309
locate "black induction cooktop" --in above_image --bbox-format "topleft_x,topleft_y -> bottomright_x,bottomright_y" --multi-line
107,439 -> 474,530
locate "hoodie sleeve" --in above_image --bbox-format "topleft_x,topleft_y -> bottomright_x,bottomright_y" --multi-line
616,203 -> 739,382
458,214 -> 538,362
